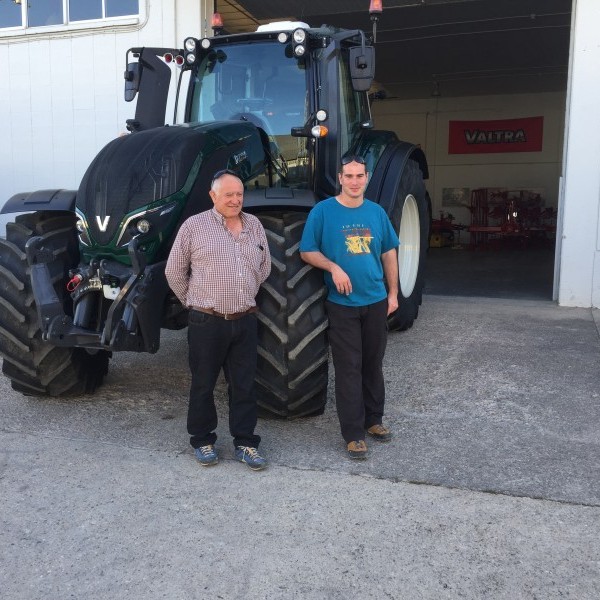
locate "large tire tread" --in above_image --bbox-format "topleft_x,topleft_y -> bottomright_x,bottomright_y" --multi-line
256,211 -> 329,418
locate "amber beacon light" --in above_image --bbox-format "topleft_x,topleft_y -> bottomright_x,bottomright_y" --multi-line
369,0 -> 383,42
212,12 -> 224,35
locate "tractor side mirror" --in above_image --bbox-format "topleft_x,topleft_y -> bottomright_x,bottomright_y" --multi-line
124,62 -> 141,102
349,46 -> 375,92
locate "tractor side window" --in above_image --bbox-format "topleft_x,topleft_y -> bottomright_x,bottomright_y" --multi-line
338,47 -> 368,156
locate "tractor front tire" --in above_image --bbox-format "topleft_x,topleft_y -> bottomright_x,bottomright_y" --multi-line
0,211 -> 110,396
256,212 -> 329,418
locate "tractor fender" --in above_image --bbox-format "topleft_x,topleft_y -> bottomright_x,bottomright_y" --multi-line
243,188 -> 318,212
363,138 -> 430,331
1,189 -> 77,215
366,140 -> 416,210
410,146 -> 430,181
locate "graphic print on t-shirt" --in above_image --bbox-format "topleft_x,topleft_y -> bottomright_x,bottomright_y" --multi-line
342,224 -> 373,255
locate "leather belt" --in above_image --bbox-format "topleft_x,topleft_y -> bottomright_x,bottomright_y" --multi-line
191,306 -> 257,320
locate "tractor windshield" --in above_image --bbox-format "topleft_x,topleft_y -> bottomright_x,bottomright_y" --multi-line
188,41 -> 310,187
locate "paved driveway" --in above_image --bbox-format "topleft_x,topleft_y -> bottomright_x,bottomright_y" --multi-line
1,296 -> 599,599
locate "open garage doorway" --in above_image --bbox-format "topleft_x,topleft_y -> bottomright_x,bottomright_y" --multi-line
220,0 -> 573,300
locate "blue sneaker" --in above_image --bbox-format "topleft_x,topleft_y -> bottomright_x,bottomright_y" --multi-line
235,446 -> 267,471
194,445 -> 218,466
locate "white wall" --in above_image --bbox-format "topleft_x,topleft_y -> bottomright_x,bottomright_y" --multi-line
0,0 -> 210,234
557,0 -> 600,308
372,92 -> 566,227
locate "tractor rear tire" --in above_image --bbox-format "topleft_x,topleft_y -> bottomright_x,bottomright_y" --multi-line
0,211 -> 110,396
256,212 -> 329,418
386,159 -> 429,331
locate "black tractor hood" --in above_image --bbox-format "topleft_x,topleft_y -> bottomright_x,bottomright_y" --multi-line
76,122 -> 264,247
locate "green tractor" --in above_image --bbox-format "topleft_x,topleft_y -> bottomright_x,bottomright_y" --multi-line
0,16 -> 429,417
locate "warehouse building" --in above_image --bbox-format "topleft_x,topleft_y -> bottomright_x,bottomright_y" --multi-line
0,0 -> 598,308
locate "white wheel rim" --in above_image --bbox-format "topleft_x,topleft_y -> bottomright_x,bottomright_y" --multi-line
398,194 -> 420,298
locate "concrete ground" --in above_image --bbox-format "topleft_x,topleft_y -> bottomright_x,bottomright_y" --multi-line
1,295 -> 599,599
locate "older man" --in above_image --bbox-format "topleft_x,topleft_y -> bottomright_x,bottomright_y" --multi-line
166,170 -> 271,470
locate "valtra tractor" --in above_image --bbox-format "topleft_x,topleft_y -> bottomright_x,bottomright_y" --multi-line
0,6 -> 430,417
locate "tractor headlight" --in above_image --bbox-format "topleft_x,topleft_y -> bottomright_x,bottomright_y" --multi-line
184,38 -> 197,52
76,219 -> 85,233
186,53 -> 196,65
136,219 -> 151,234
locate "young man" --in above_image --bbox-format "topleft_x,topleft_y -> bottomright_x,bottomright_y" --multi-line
299,156 -> 399,459
165,170 -> 271,470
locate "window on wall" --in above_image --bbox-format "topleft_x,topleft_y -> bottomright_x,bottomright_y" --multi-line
29,0 -> 63,27
0,0 -> 139,30
0,1 -> 22,29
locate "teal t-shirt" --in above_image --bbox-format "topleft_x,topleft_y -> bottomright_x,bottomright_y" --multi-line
299,197 -> 400,307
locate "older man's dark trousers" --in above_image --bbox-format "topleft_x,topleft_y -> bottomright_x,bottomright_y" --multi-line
187,310 -> 260,449
326,299 -> 389,443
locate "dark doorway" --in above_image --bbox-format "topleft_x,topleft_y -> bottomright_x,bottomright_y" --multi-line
424,242 -> 555,300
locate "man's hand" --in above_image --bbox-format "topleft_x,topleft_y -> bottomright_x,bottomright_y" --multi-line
331,264 -> 352,296
300,251 -> 353,296
381,248 -> 399,315
387,291 -> 398,315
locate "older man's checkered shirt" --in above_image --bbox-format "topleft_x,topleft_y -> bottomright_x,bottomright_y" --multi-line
165,208 -> 271,314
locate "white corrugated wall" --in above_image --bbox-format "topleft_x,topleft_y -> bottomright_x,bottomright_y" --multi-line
0,0 -> 209,231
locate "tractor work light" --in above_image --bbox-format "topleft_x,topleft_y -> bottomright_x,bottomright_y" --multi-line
200,38 -> 211,49
316,109 -> 328,122
277,32 -> 288,44
293,29 -> 306,44
292,27 -> 307,58
184,37 -> 199,66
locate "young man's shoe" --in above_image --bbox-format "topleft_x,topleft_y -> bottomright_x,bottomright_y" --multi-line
235,446 -> 268,471
367,423 -> 393,442
194,444 -> 219,466
347,440 -> 368,459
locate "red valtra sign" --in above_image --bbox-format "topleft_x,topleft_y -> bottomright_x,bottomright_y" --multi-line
448,116 -> 544,154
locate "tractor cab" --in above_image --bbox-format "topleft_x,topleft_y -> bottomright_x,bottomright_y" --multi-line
125,20 -> 375,198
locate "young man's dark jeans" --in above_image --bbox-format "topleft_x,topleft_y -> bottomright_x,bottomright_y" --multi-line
187,310 -> 261,449
326,298 -> 389,443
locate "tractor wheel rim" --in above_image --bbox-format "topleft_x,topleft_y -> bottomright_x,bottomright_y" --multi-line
398,194 -> 420,298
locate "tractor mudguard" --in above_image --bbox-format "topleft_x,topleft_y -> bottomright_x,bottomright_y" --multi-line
1,189 -> 77,215
356,132 -> 430,331
366,139 -> 416,208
